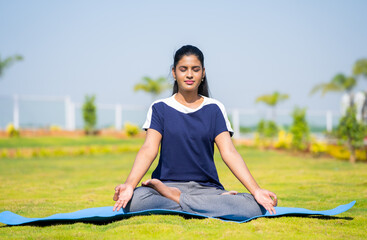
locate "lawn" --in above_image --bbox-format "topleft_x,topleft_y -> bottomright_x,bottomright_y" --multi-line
0,137 -> 366,239
0,136 -> 143,149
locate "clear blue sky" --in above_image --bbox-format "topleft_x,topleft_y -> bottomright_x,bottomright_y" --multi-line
1,0 -> 367,113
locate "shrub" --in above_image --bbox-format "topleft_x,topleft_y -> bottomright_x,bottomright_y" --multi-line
101,146 -> 112,154
255,120 -> 279,149
1,149 -> 8,158
53,148 -> 67,157
124,122 -> 139,137
82,94 -> 97,135
31,150 -> 40,158
50,125 -> 62,131
336,106 -> 366,163
39,148 -> 52,157
257,119 -> 278,138
290,107 -> 310,151
325,144 -> 366,161
274,130 -> 292,149
6,123 -> 20,137
88,146 -> 100,155
310,137 -> 328,157
257,120 -> 266,136
117,145 -> 140,153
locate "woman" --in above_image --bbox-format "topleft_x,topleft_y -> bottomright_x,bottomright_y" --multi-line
113,45 -> 277,220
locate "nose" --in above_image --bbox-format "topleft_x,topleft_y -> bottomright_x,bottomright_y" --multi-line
186,69 -> 193,79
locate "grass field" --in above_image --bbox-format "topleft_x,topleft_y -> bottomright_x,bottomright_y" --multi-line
0,136 -> 143,148
0,137 -> 366,239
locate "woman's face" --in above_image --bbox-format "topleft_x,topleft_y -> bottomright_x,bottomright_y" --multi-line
172,55 -> 205,94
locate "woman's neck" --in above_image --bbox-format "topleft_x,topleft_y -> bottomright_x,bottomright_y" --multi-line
175,91 -> 201,103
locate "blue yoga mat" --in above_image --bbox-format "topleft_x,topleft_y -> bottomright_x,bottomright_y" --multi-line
0,201 -> 355,225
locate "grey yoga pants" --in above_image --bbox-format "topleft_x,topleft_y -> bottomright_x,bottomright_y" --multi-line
124,181 -> 265,220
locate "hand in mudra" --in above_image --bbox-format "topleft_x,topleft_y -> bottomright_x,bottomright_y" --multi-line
253,188 -> 277,215
113,183 -> 134,212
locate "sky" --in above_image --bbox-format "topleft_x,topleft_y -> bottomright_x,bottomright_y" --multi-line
0,0 -> 367,128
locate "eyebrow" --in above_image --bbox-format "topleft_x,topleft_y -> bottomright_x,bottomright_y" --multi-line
179,66 -> 201,68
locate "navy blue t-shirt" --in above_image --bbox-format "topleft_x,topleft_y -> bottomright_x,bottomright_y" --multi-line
142,93 -> 234,190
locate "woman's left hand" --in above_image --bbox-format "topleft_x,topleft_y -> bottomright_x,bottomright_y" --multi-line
253,188 -> 277,215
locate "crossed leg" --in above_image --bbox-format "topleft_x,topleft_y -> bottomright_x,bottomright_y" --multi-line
142,179 -> 182,204
142,179 -> 238,204
142,178 -> 264,220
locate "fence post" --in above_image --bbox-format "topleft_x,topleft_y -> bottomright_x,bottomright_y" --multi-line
115,104 -> 122,131
13,94 -> 19,129
326,110 -> 332,132
65,96 -> 76,131
69,101 -> 75,130
65,96 -> 70,130
232,108 -> 240,139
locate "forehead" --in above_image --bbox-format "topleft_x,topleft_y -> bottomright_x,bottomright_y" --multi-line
176,55 -> 202,67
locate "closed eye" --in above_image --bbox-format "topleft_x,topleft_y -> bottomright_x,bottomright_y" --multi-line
179,66 -> 201,72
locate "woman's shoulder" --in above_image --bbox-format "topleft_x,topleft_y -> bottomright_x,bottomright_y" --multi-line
203,96 -> 228,111
148,95 -> 173,108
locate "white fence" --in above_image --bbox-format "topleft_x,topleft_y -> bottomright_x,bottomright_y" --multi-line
0,94 -> 339,139
0,94 -> 147,131
228,108 -> 339,139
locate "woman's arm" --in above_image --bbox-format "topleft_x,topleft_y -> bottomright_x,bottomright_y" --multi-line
113,129 -> 162,211
215,131 -> 277,214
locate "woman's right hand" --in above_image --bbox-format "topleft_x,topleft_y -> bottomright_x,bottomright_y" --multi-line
253,188 -> 277,215
112,183 -> 134,212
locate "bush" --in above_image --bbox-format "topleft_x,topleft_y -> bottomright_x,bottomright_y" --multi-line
82,94 -> 97,135
274,130 -> 292,149
257,119 -> 278,138
336,106 -> 366,163
39,148 -> 52,157
290,107 -> 310,151
0,145 -> 144,159
1,150 -> 8,158
124,122 -> 139,137
310,137 -> 328,157
254,132 -> 271,148
255,120 -> 279,149
6,123 -> 20,137
50,125 -> 62,131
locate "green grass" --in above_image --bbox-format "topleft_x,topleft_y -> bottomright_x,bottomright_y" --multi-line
0,136 -> 144,149
0,139 -> 366,239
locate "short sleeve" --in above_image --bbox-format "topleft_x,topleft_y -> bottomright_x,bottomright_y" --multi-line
142,103 -> 164,135
213,104 -> 234,138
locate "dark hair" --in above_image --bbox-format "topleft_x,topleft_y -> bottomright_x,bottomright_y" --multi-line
171,45 -> 210,97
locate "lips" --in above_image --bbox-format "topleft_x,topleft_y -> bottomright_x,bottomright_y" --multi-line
185,81 -> 194,85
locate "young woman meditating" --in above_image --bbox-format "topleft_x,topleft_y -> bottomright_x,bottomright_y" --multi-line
112,45 -> 277,220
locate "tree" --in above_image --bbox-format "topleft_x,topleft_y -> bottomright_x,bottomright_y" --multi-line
353,59 -> 367,121
0,54 -> 23,79
82,94 -> 97,135
290,107 -> 310,151
310,61 -> 367,163
353,58 -> 367,79
336,106 -> 366,163
310,73 -> 358,119
257,119 -> 278,138
134,76 -> 171,101
310,73 -> 356,97
255,91 -> 289,121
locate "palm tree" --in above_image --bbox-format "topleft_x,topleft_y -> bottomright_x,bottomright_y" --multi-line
134,76 -> 171,101
310,69 -> 363,163
0,54 -> 23,79
310,73 -> 358,117
353,59 -> 367,121
310,73 -> 356,97
255,91 -> 289,121
353,58 -> 367,79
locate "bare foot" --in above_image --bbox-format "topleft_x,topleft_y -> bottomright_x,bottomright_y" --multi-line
142,179 -> 181,204
221,190 -> 238,195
